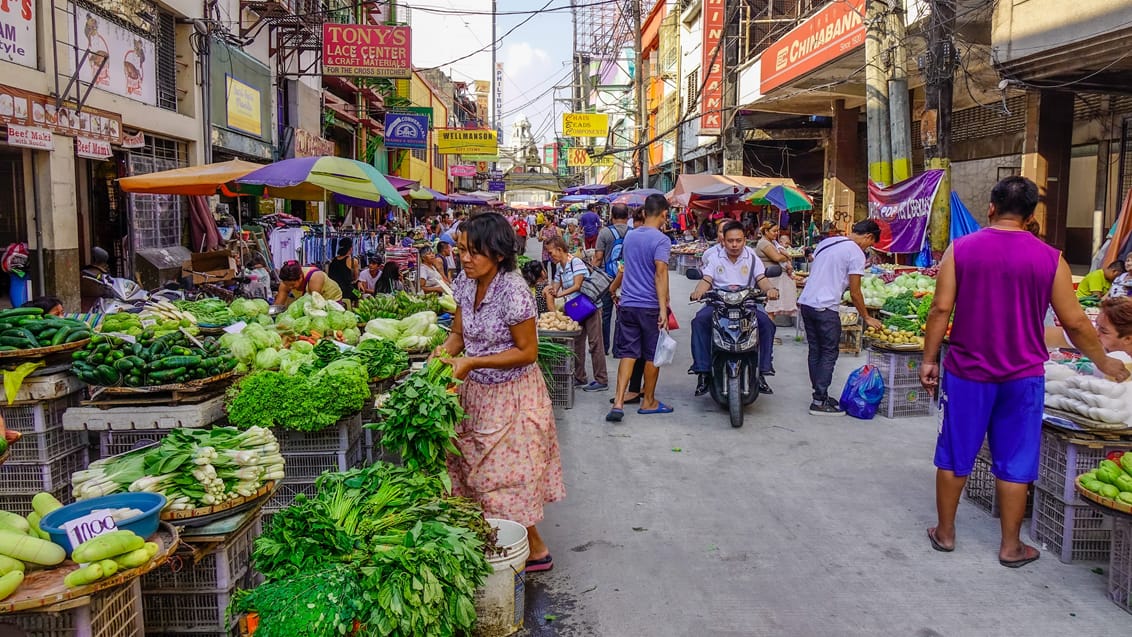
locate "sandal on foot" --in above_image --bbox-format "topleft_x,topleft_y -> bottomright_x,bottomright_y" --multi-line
610,395 -> 642,405
999,545 -> 1040,568
605,408 -> 624,422
526,554 -> 554,572
638,402 -> 674,415
927,527 -> 954,553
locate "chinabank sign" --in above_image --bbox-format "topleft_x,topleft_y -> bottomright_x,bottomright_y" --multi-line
383,113 -> 428,150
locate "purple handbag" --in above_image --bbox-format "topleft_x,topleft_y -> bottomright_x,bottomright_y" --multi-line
563,294 -> 597,323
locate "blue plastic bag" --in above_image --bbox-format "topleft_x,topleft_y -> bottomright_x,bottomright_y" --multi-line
839,365 -> 886,420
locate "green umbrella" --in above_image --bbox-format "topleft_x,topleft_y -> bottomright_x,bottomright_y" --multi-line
235,156 -> 409,209
743,185 -> 813,212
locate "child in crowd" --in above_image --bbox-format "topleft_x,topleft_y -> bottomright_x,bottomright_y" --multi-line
522,260 -> 550,315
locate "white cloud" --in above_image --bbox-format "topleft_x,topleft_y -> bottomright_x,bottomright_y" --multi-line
503,42 -> 549,76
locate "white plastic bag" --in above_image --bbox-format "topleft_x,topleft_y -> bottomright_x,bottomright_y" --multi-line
653,330 -> 677,367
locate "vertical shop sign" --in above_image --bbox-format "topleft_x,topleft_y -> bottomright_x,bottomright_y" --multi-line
700,0 -> 725,135
0,0 -> 35,67
71,5 -> 157,105
225,75 -> 262,137
494,63 -> 504,142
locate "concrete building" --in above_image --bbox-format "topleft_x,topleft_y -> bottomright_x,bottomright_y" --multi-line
642,1 -> 681,191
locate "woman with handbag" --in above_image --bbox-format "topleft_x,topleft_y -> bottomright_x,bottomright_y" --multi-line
543,236 -> 608,391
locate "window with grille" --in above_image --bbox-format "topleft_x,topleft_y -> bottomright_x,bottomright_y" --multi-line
658,93 -> 678,132
686,69 -> 699,114
412,148 -> 426,161
127,136 -> 187,251
432,144 -> 442,168
156,12 -> 176,111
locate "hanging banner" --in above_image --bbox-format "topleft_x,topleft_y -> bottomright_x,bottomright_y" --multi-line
868,169 -> 944,253
0,84 -> 122,143
565,147 -> 614,167
71,5 -> 157,105
75,136 -> 112,159
449,164 -> 476,178
436,129 -> 497,155
121,131 -> 145,148
322,24 -> 411,78
562,113 -> 609,138
0,0 -> 35,68
225,75 -> 262,137
760,0 -> 865,93
384,113 -> 429,149
700,0 -> 725,134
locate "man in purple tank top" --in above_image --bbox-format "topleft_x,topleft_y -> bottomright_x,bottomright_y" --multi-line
921,176 -> 1129,568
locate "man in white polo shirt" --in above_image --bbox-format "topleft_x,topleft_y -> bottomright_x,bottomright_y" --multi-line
689,220 -> 780,397
798,219 -> 884,416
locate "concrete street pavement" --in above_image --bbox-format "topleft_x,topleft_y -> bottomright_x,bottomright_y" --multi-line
520,267 -> 1130,636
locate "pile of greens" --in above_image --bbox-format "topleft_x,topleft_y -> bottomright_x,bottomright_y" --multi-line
362,312 -> 448,353
354,338 -> 410,381
367,360 -> 464,484
226,356 -> 371,431
880,292 -> 918,316
274,292 -> 362,344
232,462 -> 494,637
356,292 -> 457,322
537,339 -> 574,387
173,299 -> 236,326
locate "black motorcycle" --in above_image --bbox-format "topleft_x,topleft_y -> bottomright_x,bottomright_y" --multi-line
687,265 -> 781,428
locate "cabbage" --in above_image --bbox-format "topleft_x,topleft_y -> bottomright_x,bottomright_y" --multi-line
396,334 -> 427,351
245,324 -> 277,350
275,314 -> 296,332
360,332 -> 382,342
290,340 -> 315,354
293,316 -> 312,335
225,335 -> 256,364
328,311 -> 356,331
256,314 -> 274,327
365,318 -> 402,340
310,316 -> 330,335
229,298 -> 250,318
438,294 -> 457,313
310,292 -> 327,311
306,308 -> 329,318
278,350 -> 313,376
342,327 -> 361,345
424,323 -> 440,337
255,347 -> 281,370
327,300 -> 346,313
286,295 -> 312,319
219,332 -> 239,349
251,299 -> 270,316
399,311 -> 437,337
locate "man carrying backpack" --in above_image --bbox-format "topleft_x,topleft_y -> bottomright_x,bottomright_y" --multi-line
593,204 -> 630,356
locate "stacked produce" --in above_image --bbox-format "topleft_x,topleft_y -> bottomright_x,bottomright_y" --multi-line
537,311 -> 581,332
355,291 -> 456,322
368,360 -> 464,481
171,299 -> 235,327
1045,362 -> 1132,425
846,271 -> 937,308
139,300 -> 198,327
273,293 -> 361,345
0,308 -> 91,352
1079,453 -> 1132,505
362,312 -> 447,352
228,297 -> 274,324
71,332 -> 237,387
230,462 -> 494,637
64,531 -> 158,588
72,427 -> 284,508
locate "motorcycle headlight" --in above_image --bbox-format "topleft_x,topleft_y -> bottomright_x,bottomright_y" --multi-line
720,290 -> 748,305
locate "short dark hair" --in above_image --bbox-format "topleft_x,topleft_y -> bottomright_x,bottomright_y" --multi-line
721,220 -> 745,236
335,237 -> 353,257
610,204 -> 629,220
461,212 -> 519,272
22,296 -> 62,313
1109,260 -> 1126,273
643,193 -> 668,217
521,260 -> 545,286
852,219 -> 882,241
279,261 -> 303,282
991,176 -> 1040,219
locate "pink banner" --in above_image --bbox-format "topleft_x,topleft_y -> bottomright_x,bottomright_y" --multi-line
868,169 -> 945,253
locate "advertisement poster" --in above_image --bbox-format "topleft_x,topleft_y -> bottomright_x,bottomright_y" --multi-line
562,113 -> 609,138
384,113 -> 429,149
760,0 -> 865,93
449,164 -> 476,178
436,129 -> 497,155
322,24 -> 411,77
867,169 -> 945,253
0,83 -> 122,143
225,75 -> 262,137
0,0 -> 35,67
71,5 -> 157,105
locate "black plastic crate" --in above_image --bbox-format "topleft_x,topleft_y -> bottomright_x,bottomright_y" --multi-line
1108,516 -> 1132,615
98,429 -> 170,459
1036,427 -> 1124,505
0,393 -> 80,433
275,413 -> 363,455
142,515 -> 262,592
0,447 -> 87,495
7,426 -> 87,464
280,438 -> 364,483
1030,486 -> 1112,563
0,484 -> 70,517
142,589 -> 239,635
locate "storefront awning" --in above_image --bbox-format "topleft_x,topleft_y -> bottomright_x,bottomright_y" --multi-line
117,159 -> 263,196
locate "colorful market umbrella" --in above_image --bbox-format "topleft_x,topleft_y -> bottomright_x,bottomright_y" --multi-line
743,185 -> 813,212
117,159 -> 263,195
235,156 -> 409,209
602,188 -> 665,207
563,183 -> 611,195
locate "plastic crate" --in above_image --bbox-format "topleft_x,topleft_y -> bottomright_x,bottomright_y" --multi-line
878,382 -> 934,419
547,372 -> 575,410
142,515 -> 262,592
1107,517 -> 1132,614
0,578 -> 142,637
262,481 -> 319,514
142,589 -> 239,635
279,438 -> 364,483
0,484 -> 70,517
363,428 -> 399,465
0,393 -> 80,433
7,426 -> 87,463
0,447 -> 87,495
963,452 -> 1034,518
275,413 -> 363,455
98,429 -> 170,459
1036,427 -> 1125,505
868,348 -> 923,387
1030,486 -> 1112,563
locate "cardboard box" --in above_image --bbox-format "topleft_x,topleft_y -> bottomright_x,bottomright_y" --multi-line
182,250 -> 236,285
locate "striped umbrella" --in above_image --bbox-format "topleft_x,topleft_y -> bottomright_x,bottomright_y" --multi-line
744,185 -> 813,212
235,156 -> 409,208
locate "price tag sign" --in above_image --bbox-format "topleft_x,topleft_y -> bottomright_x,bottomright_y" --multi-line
63,511 -> 118,554
115,334 -> 137,344
224,321 -> 247,334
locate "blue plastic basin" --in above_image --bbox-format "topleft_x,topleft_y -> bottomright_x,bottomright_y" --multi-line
39,493 -> 166,557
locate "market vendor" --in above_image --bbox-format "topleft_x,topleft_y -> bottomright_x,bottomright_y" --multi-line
1076,260 -> 1124,300
433,211 -> 565,573
275,261 -> 343,306
1096,296 -> 1132,357
21,295 -> 64,316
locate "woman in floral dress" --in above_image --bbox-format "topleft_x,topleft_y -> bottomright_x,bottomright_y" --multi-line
435,212 -> 566,572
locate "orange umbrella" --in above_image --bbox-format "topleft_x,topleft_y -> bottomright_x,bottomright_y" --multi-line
117,159 -> 263,196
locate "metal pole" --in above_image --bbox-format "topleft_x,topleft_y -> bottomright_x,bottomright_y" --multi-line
865,0 -> 892,186
887,0 -> 912,183
925,0 -> 955,252
491,0 -> 498,148
632,0 -> 647,188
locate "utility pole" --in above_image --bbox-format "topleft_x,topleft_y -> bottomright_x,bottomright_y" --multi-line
864,0 -> 892,186
924,0 -> 955,252
491,0 -> 498,170
887,0 -> 912,183
632,0 -> 647,188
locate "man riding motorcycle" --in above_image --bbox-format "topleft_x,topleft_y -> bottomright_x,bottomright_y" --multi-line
690,220 -> 779,396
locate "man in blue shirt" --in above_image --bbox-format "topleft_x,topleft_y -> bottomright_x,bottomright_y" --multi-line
580,206 -> 602,250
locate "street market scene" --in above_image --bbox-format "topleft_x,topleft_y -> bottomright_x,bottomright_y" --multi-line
0,0 -> 1130,634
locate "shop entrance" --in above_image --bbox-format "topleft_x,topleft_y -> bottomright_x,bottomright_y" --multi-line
0,148 -> 27,306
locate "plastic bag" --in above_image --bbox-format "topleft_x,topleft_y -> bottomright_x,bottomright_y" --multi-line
653,330 -> 677,367
839,364 -> 886,420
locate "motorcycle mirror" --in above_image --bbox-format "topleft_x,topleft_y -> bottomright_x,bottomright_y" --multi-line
765,265 -> 783,278
685,267 -> 703,281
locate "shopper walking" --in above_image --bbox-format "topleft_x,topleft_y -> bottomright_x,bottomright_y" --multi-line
755,222 -> 798,321
436,211 -> 566,573
797,220 -> 884,416
606,193 -> 672,422
544,236 -> 607,391
592,204 -> 630,355
580,206 -> 602,250
921,176 -> 1129,567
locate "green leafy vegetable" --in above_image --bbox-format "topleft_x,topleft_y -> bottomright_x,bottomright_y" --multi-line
368,360 -> 463,483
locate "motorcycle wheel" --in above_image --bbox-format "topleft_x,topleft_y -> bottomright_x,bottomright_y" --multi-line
728,373 -> 743,428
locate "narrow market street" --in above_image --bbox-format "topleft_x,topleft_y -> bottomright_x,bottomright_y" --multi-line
521,270 -> 1131,636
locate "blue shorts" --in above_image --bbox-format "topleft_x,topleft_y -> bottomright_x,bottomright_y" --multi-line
933,370 -> 1044,483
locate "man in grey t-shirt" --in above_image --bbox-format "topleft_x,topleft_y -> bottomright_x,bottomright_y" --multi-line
592,204 -> 631,355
